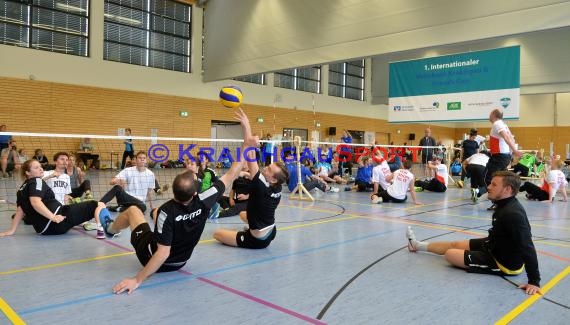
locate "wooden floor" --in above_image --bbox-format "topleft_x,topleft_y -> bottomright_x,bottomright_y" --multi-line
1,169 -> 569,324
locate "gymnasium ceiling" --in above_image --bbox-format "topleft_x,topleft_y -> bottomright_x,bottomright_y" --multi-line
203,0 -> 570,98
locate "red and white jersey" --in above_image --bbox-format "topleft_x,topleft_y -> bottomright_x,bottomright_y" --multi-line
489,119 -> 512,154
541,169 -> 568,194
434,163 -> 449,187
387,169 -> 414,200
372,159 -> 391,190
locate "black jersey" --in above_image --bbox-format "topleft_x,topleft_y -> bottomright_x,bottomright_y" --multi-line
17,178 -> 62,233
154,179 -> 225,265
246,171 -> 282,230
488,196 -> 541,286
232,176 -> 252,202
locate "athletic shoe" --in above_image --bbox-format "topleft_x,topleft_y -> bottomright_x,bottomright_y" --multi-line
108,205 -> 123,212
414,186 -> 424,192
84,191 -> 94,200
100,212 -> 119,238
96,228 -> 105,239
457,180 -> 464,188
371,196 -> 383,204
406,226 -> 418,252
208,203 -> 221,219
156,184 -> 169,195
329,187 -> 339,193
344,186 -> 352,191
470,188 -> 478,204
82,221 -> 99,231
69,197 -> 82,205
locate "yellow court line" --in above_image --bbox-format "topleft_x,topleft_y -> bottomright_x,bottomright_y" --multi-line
0,252 -> 133,276
495,266 -> 570,325
533,240 -> 570,249
0,296 -> 26,325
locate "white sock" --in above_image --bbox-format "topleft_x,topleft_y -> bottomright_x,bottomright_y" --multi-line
406,226 -> 429,251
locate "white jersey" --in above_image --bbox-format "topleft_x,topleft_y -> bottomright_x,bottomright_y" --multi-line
372,159 -> 392,190
466,153 -> 489,167
43,170 -> 71,205
489,120 -> 512,154
544,169 -> 568,194
116,167 -> 156,202
434,163 -> 449,187
387,169 -> 414,200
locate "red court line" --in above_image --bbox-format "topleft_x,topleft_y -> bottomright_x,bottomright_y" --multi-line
74,228 -> 325,324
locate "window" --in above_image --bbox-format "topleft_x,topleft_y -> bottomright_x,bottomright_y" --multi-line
283,128 -> 308,142
104,0 -> 191,72
329,59 -> 365,101
274,66 -> 321,94
0,0 -> 89,56
234,74 -> 265,85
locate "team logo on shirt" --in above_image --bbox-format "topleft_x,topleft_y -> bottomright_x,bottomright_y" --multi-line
270,192 -> 281,198
175,209 -> 202,221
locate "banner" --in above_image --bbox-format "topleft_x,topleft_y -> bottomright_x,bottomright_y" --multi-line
388,46 -> 520,123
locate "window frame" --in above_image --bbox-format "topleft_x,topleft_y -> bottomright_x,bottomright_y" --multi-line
0,0 -> 90,56
103,0 -> 192,73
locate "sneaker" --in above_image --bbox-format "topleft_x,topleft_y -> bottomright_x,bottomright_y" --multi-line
344,186 -> 352,191
470,188 -> 478,204
96,228 -> 105,239
108,205 -> 123,212
156,184 -> 169,195
84,191 -> 94,200
406,226 -> 418,252
100,212 -> 119,237
69,197 -> 82,205
371,196 -> 383,204
208,203 -> 220,219
457,180 -> 464,188
82,221 -> 99,231
329,187 -> 339,193
414,186 -> 424,192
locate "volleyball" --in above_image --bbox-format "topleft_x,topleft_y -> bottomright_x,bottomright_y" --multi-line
219,86 -> 243,108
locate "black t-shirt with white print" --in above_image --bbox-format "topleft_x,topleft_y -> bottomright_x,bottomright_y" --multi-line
154,179 -> 225,265
17,178 -> 62,233
246,171 -> 282,230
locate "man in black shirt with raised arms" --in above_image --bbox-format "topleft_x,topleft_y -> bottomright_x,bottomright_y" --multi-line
213,127 -> 289,250
406,171 -> 541,295
110,108 -> 254,295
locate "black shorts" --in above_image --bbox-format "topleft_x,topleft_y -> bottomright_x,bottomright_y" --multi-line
464,238 -> 501,275
130,223 -> 185,272
236,226 -> 277,249
41,201 -> 98,235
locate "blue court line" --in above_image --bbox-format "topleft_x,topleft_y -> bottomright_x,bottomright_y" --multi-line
18,226 -> 405,316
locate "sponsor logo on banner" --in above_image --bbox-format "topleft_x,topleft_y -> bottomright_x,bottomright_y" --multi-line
420,101 -> 439,111
467,101 -> 493,107
393,105 -> 414,111
447,102 -> 461,110
500,97 -> 511,108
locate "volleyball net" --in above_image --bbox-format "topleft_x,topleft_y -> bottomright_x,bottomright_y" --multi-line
0,131 -> 561,206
